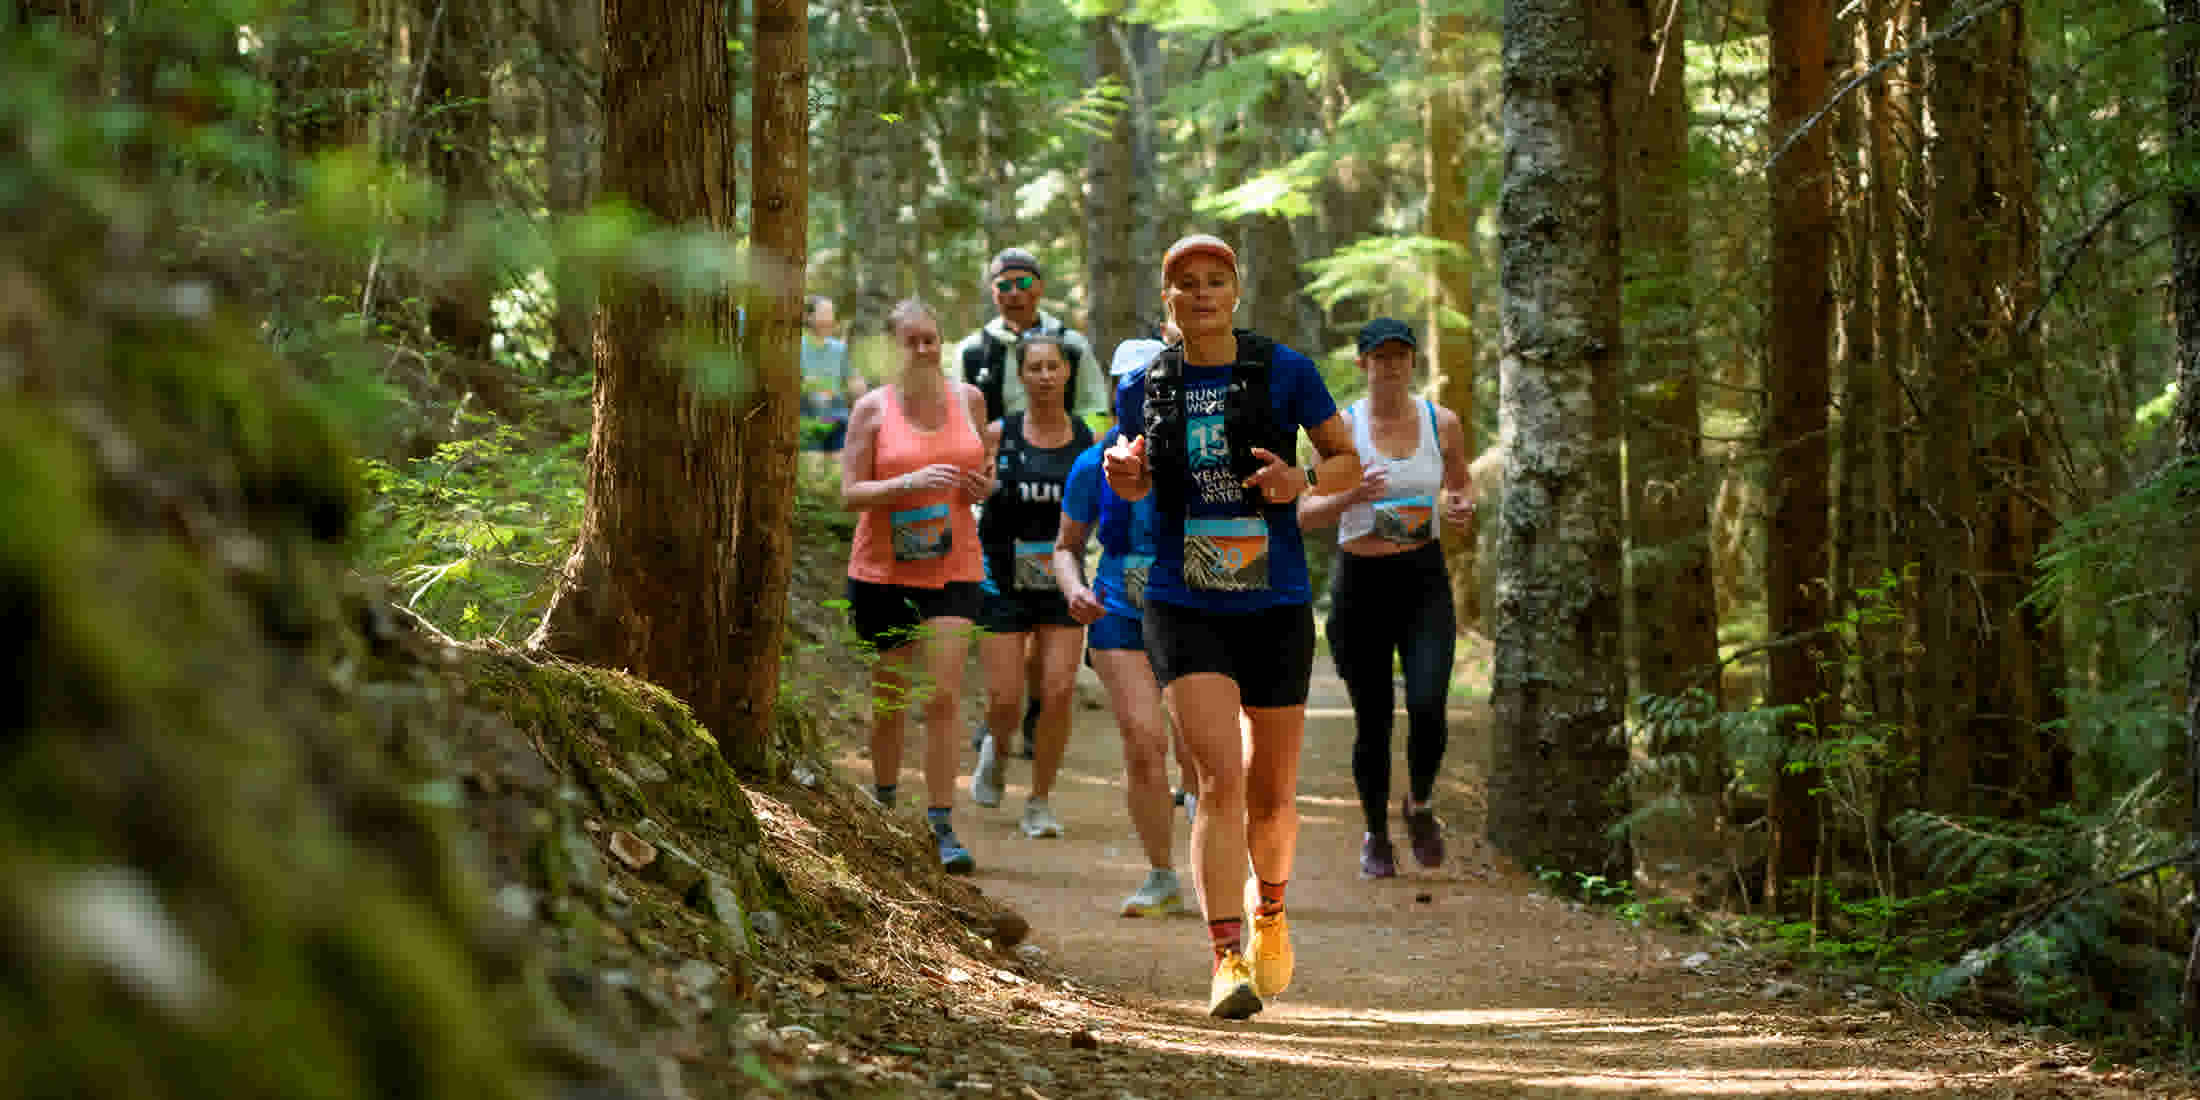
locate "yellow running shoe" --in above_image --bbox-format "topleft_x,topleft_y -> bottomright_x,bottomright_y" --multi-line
1207,951 -> 1262,1019
1244,878 -> 1294,997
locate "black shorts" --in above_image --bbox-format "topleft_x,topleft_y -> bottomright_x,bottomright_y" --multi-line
845,578 -> 982,652
1142,600 -> 1315,708
976,585 -> 1081,634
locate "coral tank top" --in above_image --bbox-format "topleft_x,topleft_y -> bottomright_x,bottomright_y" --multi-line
847,383 -> 986,587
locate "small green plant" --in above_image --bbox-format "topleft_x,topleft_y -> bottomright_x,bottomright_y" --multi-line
355,411 -> 585,641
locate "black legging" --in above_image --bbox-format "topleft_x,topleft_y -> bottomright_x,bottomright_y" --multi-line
1325,541 -> 1455,836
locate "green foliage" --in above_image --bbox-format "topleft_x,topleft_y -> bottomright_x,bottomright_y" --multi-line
355,416 -> 585,643
1893,778 -> 2185,1031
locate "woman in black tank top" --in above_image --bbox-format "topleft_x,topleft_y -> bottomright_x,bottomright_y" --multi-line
969,334 -> 1094,841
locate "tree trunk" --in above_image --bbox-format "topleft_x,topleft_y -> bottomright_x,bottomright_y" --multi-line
1852,0 -> 1911,845
1969,5 -> 2067,819
2171,0 -> 2200,1038
415,0 -> 497,362
717,0 -> 807,773
1241,65 -> 1305,351
1485,0 -> 1630,882
836,0 -> 896,344
271,0 -> 375,178
1764,0 -> 1832,909
1128,21 -> 1161,299
1085,10 -> 1140,356
1425,0 -> 1484,635
1614,0 -> 1724,893
1917,0 -> 2067,821
543,0 -> 602,380
529,0 -> 750,761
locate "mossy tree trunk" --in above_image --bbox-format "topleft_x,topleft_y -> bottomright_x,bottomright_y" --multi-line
530,0 -> 754,764
1485,0 -> 1630,882
720,0 -> 807,773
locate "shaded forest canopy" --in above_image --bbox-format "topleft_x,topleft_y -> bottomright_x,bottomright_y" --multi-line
5,0 -> 2200,1089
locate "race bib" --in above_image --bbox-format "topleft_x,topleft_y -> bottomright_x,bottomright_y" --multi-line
890,504 -> 952,562
1372,494 -> 1436,544
1183,517 -> 1269,592
1012,540 -> 1058,592
1122,552 -> 1154,611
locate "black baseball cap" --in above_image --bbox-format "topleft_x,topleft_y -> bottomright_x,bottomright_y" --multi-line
1357,317 -> 1417,353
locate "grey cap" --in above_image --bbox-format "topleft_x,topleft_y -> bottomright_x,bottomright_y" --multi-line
987,248 -> 1044,282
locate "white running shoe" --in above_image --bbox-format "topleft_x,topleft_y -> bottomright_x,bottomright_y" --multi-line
1119,869 -> 1183,917
1019,799 -> 1063,838
971,732 -> 1004,808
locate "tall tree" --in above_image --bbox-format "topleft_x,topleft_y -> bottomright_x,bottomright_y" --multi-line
1425,0 -> 1484,632
415,0 -> 497,362
1916,0 -> 2068,820
1764,0 -> 1832,906
1485,0 -> 1630,881
1085,8 -> 1140,355
528,0 -> 752,755
2170,0 -> 2200,1040
541,0 -> 602,379
720,0 -> 808,771
1240,59 -> 1308,350
1614,0 -> 1719,756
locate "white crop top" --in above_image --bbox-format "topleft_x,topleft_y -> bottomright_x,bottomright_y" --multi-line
1337,397 -> 1446,545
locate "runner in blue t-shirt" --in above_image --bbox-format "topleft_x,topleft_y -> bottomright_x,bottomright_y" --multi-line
1100,235 -> 1359,1020
1053,336 -> 1202,921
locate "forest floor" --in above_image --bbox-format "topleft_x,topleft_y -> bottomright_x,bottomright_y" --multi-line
750,630 -> 2200,1099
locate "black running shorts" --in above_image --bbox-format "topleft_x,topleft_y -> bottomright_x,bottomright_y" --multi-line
1141,600 -> 1315,708
844,578 -> 982,653
975,586 -> 1081,634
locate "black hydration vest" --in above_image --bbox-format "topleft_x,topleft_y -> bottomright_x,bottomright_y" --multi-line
963,325 -> 1086,424
1140,329 -> 1294,517
978,413 -> 1096,584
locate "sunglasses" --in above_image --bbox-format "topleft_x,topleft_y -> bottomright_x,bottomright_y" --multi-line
993,274 -> 1036,293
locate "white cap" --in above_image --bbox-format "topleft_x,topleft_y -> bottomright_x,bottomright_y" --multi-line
1110,338 -> 1165,376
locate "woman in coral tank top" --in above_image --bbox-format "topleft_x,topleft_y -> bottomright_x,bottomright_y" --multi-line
840,298 -> 993,873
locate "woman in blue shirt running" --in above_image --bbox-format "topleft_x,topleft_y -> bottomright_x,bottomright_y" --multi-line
1101,234 -> 1358,1019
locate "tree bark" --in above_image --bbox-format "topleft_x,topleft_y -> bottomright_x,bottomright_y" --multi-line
1243,62 -> 1307,351
415,0 -> 497,362
1425,0 -> 1485,635
2163,0 -> 2200,1039
1485,0 -> 1630,882
1765,0 -> 1832,909
1613,0 -> 1724,894
1614,0 -> 1717,717
543,0 -> 602,380
529,0 -> 751,763
1085,10 -> 1140,356
718,0 -> 807,774
1917,0 -> 2067,821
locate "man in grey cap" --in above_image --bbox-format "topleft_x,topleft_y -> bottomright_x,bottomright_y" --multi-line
953,247 -> 1105,425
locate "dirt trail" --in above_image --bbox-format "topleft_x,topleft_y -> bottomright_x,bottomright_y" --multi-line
838,661 -> 2179,1098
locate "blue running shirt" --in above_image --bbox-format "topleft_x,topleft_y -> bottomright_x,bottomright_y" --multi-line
1062,430 -> 1158,619
1113,341 -> 1338,612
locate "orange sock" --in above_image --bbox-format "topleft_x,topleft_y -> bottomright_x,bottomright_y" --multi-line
1256,878 -> 1287,917
1208,917 -> 1244,961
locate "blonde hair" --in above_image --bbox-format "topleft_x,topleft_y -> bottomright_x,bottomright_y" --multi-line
885,297 -> 937,336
